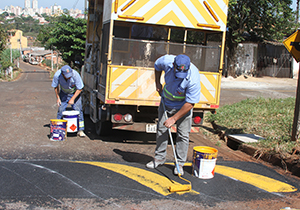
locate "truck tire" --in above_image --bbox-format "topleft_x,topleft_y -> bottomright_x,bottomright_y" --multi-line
95,120 -> 112,136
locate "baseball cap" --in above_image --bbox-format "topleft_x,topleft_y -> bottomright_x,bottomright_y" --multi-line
174,54 -> 190,78
61,65 -> 73,78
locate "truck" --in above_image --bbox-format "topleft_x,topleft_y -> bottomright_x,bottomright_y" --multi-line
82,0 -> 229,136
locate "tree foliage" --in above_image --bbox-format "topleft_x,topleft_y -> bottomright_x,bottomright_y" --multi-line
226,0 -> 296,65
37,15 -> 87,66
0,49 -> 20,69
0,25 -> 7,53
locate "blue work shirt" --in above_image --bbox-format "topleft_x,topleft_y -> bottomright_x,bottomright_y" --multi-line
154,54 -> 201,109
51,69 -> 84,94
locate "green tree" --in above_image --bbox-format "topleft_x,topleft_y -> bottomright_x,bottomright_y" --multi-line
37,15 -> 87,67
226,0 -> 296,75
0,25 -> 7,53
0,49 -> 20,70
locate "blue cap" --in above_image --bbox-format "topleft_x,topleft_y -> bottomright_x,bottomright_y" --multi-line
61,65 -> 73,78
174,54 -> 190,78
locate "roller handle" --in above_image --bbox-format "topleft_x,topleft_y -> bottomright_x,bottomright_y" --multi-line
161,98 -> 182,176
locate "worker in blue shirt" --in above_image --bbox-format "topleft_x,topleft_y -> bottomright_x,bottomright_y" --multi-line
146,54 -> 201,175
51,65 -> 86,137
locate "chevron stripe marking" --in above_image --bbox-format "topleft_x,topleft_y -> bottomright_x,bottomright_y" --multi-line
115,0 -> 227,30
171,0 -> 200,26
141,0 -> 173,23
208,0 -> 228,24
111,68 -> 138,97
191,0 -> 216,25
111,67 -> 134,92
121,0 -> 153,17
200,74 -> 217,102
127,70 -> 156,99
201,83 -> 215,102
156,10 -> 184,27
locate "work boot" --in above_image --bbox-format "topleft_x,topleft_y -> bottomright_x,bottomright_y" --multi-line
77,130 -> 86,137
146,158 -> 165,169
174,165 -> 184,175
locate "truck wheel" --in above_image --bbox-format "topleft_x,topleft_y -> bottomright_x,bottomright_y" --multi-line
95,120 -> 112,136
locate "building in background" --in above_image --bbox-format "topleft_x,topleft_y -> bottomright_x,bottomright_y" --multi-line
1,0 -> 83,18
7,29 -> 28,49
24,0 -> 30,9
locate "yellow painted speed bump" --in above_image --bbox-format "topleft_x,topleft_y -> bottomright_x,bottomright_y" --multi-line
73,161 -> 199,196
74,161 -> 297,194
167,163 -> 297,193
215,165 -> 297,193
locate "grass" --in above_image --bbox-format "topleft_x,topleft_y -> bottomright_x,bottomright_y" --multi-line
206,97 -> 299,155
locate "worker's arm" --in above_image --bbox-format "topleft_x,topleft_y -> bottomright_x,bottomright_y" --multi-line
163,102 -> 194,128
155,70 -> 162,96
54,87 -> 61,106
68,89 -> 82,105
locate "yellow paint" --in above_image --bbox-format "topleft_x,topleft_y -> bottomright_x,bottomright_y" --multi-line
73,161 -> 200,196
166,163 -> 297,193
215,165 -> 297,192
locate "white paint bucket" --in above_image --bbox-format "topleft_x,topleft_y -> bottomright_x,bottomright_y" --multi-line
63,110 -> 79,133
192,146 -> 218,179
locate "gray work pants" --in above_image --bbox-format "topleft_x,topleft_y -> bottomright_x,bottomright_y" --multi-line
155,102 -> 192,165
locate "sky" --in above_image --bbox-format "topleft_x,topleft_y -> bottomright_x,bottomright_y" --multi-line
0,0 -> 86,11
0,0 -> 298,12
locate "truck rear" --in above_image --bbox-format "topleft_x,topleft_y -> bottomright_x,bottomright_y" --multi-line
83,0 -> 228,135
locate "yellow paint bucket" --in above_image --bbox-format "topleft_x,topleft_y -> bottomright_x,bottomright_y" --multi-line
192,146 -> 218,179
50,119 -> 67,141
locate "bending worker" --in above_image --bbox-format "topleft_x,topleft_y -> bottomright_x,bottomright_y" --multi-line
51,65 -> 86,137
146,54 -> 201,175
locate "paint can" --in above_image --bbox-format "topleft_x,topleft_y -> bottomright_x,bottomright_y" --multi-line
192,146 -> 218,179
63,110 -> 79,133
50,119 -> 67,141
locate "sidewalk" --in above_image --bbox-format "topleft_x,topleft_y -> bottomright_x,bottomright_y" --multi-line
221,75 -> 297,89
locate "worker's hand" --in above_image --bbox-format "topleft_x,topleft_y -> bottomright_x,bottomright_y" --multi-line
164,117 -> 176,128
56,98 -> 61,107
156,83 -> 163,96
68,99 -> 75,105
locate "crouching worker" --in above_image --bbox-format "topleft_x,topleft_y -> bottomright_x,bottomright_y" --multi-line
51,65 -> 86,137
146,54 -> 201,175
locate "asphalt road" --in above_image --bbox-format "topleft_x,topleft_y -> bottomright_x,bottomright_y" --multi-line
0,62 -> 299,209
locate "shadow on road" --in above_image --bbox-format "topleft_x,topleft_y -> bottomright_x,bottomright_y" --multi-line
113,149 -> 153,164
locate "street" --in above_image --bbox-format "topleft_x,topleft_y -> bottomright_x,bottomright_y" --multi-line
0,62 -> 299,209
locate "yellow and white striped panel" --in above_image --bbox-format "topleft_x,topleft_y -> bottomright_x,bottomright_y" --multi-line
111,0 -> 228,31
199,73 -> 219,104
108,66 -> 161,105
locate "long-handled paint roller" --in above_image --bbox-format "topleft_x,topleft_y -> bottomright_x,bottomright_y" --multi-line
161,98 -> 192,192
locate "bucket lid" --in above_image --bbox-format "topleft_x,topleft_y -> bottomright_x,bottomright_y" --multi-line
62,110 -> 80,115
50,119 -> 68,122
193,146 -> 218,154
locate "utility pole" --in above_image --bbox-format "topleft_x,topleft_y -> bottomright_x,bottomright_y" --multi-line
283,30 -> 300,141
291,62 -> 300,142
